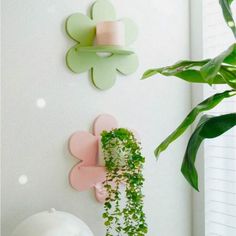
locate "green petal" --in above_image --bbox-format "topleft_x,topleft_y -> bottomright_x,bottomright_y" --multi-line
122,18 -> 138,46
91,0 -> 116,22
92,61 -> 117,90
66,45 -> 97,73
66,13 -> 95,46
91,53 -> 138,90
116,54 -> 139,75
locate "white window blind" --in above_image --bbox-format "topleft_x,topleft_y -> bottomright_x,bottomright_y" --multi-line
204,85 -> 236,236
202,1 -> 236,236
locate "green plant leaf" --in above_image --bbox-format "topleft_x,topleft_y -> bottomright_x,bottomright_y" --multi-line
219,65 -> 236,88
200,43 -> 236,86
181,113 -> 236,191
223,43 -> 236,65
154,90 -> 236,158
219,0 -> 236,38
142,44 -> 236,89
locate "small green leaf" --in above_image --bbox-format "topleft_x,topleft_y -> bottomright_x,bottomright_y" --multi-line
181,113 -> 236,191
105,221 -> 111,226
154,90 -> 236,158
219,0 -> 236,38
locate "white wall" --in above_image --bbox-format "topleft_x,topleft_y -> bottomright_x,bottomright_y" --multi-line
1,0 -> 192,235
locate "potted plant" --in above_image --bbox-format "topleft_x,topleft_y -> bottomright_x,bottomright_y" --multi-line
101,128 -> 147,236
142,0 -> 236,191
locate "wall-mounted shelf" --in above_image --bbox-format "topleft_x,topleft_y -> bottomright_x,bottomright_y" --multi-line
68,114 -> 139,203
68,114 -> 118,203
77,46 -> 134,55
65,0 -> 138,90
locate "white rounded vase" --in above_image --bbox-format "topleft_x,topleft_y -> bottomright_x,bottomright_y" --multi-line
11,209 -> 94,236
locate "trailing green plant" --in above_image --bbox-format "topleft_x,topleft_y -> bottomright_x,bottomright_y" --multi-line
101,128 -> 147,236
142,0 -> 236,191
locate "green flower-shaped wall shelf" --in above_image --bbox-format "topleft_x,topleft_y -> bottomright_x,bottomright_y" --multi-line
66,0 -> 138,90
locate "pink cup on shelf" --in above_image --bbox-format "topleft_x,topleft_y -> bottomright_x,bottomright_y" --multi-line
95,21 -> 125,46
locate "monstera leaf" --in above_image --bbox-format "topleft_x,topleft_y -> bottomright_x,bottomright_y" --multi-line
219,0 -> 236,38
181,113 -> 236,191
154,90 -> 236,158
142,43 -> 236,89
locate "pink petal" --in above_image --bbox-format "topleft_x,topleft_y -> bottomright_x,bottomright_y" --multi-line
69,165 -> 106,191
69,131 -> 98,166
93,114 -> 118,136
94,182 -> 108,203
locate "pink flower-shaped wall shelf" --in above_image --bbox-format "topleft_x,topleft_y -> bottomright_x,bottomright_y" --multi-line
68,114 -> 119,203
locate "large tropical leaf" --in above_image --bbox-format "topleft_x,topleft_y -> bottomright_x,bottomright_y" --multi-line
181,113 -> 236,191
142,59 -> 223,84
219,0 -> 236,38
142,43 -> 236,89
154,90 -> 236,157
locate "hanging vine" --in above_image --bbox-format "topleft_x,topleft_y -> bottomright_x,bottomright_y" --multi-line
101,128 -> 147,236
